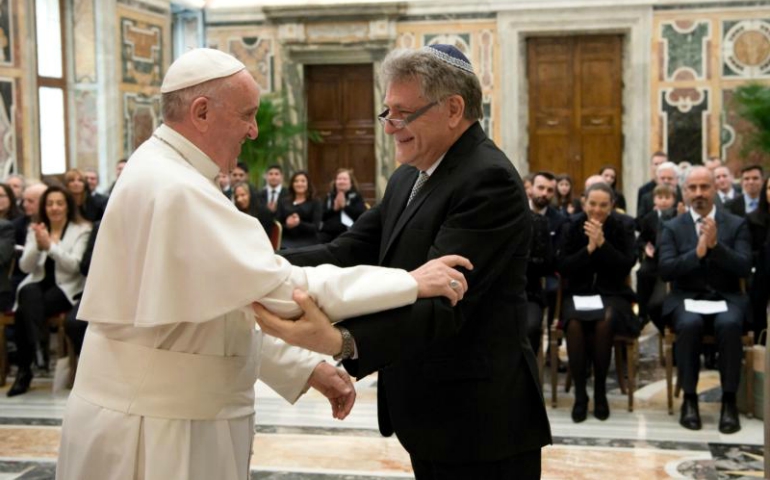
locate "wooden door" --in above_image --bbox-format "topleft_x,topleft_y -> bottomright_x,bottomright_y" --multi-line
528,35 -> 623,191
306,64 -> 376,204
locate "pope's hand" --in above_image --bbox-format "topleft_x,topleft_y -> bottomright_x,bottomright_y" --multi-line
252,289 -> 342,356
409,255 -> 473,307
307,362 -> 356,420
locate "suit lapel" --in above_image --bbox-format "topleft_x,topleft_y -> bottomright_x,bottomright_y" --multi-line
381,168 -> 418,252
679,213 -> 698,250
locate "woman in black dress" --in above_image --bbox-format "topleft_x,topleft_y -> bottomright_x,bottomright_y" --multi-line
318,169 -> 366,243
747,175 -> 770,341
557,182 -> 637,422
233,181 -> 275,238
555,174 -> 576,216
599,165 -> 627,212
277,171 -> 322,249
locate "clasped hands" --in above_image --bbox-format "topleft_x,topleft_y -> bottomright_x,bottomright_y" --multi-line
583,219 -> 605,253
31,223 -> 52,251
285,213 -> 300,229
252,255 -> 472,419
696,217 -> 718,258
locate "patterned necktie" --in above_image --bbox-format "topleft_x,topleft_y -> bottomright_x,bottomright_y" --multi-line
748,198 -> 758,213
270,190 -> 277,204
407,171 -> 429,206
696,217 -> 703,237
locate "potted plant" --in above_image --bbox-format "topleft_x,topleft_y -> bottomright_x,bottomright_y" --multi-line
733,83 -> 770,168
238,92 -> 320,185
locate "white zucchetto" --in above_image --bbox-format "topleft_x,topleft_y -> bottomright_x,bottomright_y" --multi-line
160,48 -> 246,93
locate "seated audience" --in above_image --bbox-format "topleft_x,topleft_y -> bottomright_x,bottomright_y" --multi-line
0,183 -> 21,221
232,181 -> 274,237
218,171 -> 232,200
747,174 -> 770,341
8,186 -> 92,397
658,166 -> 751,433
277,171 -> 322,249
64,169 -> 107,222
5,174 -> 25,208
0,218 -> 15,311
555,174 -> 576,216
557,182 -> 637,423
636,184 -> 677,332
726,164 -> 764,217
599,165 -> 626,212
82,167 -> 101,196
107,159 -> 127,196
714,165 -> 741,206
526,209 -> 554,357
318,168 -> 366,243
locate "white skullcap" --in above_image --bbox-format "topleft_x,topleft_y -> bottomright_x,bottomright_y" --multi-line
161,48 -> 246,93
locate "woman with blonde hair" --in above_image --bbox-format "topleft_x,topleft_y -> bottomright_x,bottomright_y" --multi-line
318,168 -> 366,243
64,168 -> 107,222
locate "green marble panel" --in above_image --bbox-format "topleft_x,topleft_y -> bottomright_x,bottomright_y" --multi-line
662,22 -> 710,80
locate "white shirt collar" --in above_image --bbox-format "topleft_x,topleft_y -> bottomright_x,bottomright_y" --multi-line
154,124 -> 221,183
422,153 -> 446,177
690,204 -> 716,225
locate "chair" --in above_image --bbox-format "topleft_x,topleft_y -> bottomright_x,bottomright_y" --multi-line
662,281 -> 754,416
549,277 -> 639,412
47,311 -> 77,388
269,220 -> 283,251
0,255 -> 17,387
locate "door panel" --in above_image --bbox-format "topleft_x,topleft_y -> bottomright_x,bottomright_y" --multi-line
306,64 -> 376,204
528,35 -> 623,191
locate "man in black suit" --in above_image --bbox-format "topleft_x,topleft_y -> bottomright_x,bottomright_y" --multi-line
714,165 -> 741,206
258,164 -> 289,213
658,166 -> 752,434
725,164 -> 764,217
636,151 -> 668,216
254,44 -> 551,479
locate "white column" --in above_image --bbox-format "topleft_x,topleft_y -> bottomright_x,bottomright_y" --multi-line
94,0 -> 120,187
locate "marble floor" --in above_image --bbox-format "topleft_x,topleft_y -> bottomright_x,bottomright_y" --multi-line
0,326 -> 765,479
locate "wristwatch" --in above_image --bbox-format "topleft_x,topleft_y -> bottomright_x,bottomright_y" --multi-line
333,326 -> 354,362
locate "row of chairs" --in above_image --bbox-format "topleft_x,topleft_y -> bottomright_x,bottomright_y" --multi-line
541,276 -> 756,417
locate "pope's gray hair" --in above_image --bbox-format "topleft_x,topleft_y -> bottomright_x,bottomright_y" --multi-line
380,48 -> 483,121
161,77 -> 227,123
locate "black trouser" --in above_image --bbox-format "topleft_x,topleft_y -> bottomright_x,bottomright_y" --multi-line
14,283 -> 72,371
64,301 -> 87,356
673,302 -> 743,394
636,264 -> 666,332
410,448 -> 541,480
525,301 -> 543,355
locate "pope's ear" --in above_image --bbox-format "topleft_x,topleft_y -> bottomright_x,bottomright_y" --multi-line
189,96 -> 210,132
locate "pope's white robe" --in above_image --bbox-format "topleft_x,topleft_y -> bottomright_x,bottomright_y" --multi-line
56,124 -> 418,480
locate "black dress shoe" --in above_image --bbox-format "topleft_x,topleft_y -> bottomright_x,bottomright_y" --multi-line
679,397 -> 701,430
7,369 -> 33,397
719,402 -> 741,434
594,394 -> 610,421
571,397 -> 588,423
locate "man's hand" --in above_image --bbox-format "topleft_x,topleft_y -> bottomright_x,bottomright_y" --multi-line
701,217 -> 718,249
645,242 -> 655,258
409,255 -> 473,306
307,362 -> 356,420
253,290 -> 342,356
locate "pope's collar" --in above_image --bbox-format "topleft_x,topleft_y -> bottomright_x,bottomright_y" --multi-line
153,124 -> 221,183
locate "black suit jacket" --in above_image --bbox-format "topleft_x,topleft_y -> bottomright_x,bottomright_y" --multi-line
283,123 -> 551,462
658,210 -> 752,319
725,195 -> 758,218
557,211 -> 637,300
636,180 -> 656,215
259,185 -> 289,206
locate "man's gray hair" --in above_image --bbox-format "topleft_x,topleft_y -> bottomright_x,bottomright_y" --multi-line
161,77 -> 227,123
684,165 -> 714,184
656,161 -> 680,177
380,48 -> 483,121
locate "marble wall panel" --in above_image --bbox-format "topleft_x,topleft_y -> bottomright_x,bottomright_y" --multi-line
0,0 -> 13,66
660,88 -> 709,164
722,19 -> 770,79
123,92 -> 160,155
74,88 -> 98,169
73,0 -> 96,83
120,16 -> 163,87
660,20 -> 710,81
207,26 -> 280,95
0,77 -> 14,176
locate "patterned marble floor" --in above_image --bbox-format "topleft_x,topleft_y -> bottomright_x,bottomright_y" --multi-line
0,327 -> 765,479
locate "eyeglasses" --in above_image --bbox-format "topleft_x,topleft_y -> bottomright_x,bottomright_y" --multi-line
377,101 -> 437,130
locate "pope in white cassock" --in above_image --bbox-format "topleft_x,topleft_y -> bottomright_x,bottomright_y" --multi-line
56,49 -> 470,480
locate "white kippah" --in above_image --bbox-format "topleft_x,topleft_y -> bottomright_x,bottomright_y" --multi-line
160,48 -> 246,93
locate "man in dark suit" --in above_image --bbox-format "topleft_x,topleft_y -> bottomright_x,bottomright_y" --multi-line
258,164 -> 289,213
725,164 -> 764,217
713,165 -> 741,206
658,166 -> 752,434
636,151 -> 668,216
254,44 -> 551,479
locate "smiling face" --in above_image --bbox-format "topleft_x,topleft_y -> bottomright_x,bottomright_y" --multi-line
381,79 -> 453,171
66,173 -> 86,195
335,171 -> 352,193
233,184 -> 250,211
584,189 -> 613,224
205,71 -> 260,173
600,168 -> 616,186
45,191 -> 68,225
292,174 -> 309,196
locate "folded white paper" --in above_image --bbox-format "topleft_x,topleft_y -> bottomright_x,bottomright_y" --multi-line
573,295 -> 604,311
684,299 -> 728,315
340,211 -> 354,227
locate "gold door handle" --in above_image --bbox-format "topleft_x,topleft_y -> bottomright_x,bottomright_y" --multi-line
319,130 -> 332,136
590,118 -> 604,125
355,130 -> 367,135
546,119 -> 559,126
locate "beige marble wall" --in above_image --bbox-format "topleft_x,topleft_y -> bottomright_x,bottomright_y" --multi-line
651,7 -> 770,172
73,0 -> 99,171
0,0 -> 30,178
116,3 -> 171,160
